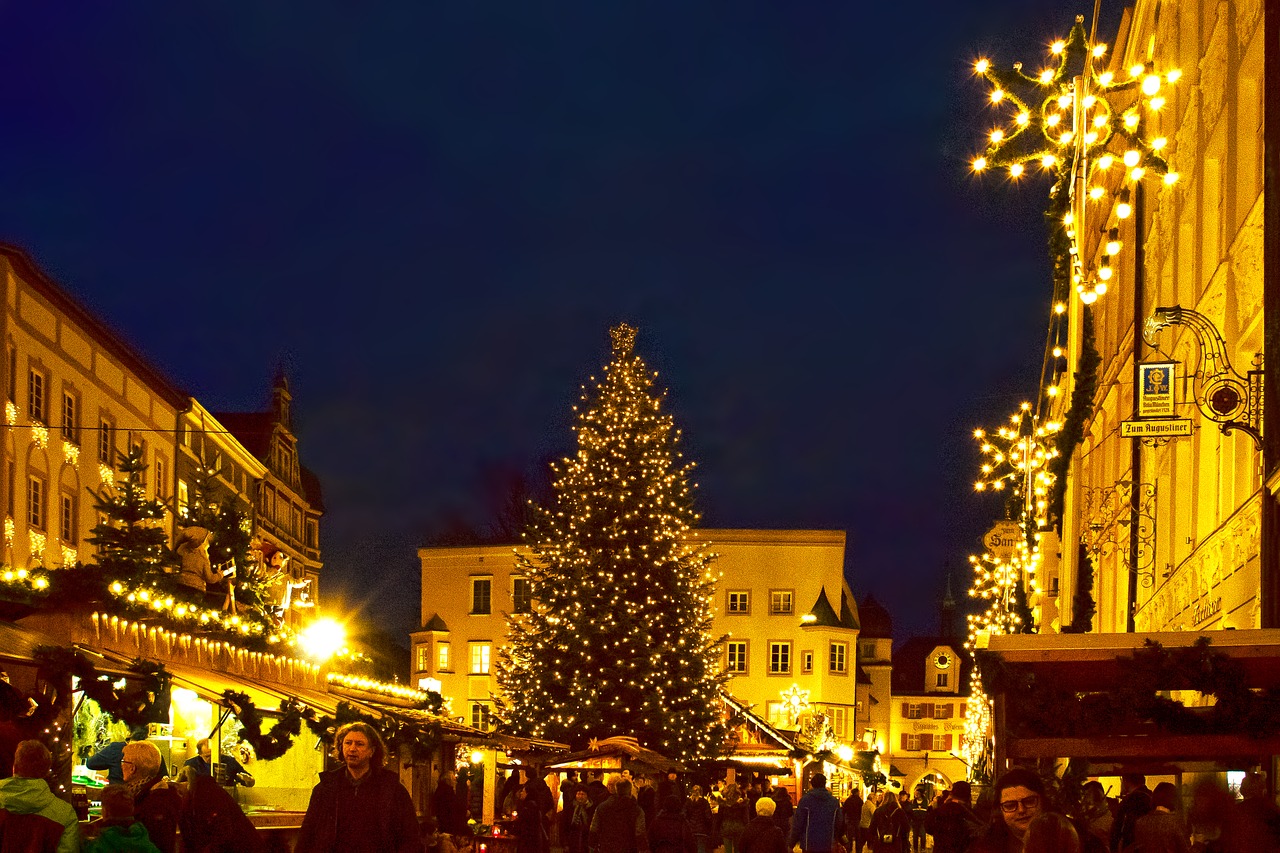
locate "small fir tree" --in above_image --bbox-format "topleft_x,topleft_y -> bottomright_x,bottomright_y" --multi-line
497,324 -> 726,760
87,447 -> 177,583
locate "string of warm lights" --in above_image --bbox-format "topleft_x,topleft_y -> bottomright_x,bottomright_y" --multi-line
326,672 -> 433,703
498,324 -> 727,761
969,16 -> 1181,304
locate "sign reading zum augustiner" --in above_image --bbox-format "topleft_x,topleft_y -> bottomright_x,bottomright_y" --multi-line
983,521 -> 1022,562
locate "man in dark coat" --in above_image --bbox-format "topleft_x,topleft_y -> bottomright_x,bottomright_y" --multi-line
295,722 -> 423,853
841,787 -> 863,851
789,773 -> 846,853
432,770 -> 466,836
1110,773 -> 1153,853
740,796 -> 788,853
929,781 -> 980,853
589,779 -> 647,853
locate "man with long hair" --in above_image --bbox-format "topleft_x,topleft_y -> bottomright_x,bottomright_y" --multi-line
295,722 -> 422,853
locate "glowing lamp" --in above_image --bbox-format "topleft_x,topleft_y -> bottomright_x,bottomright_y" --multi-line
1050,40 -> 1065,54
1130,167 -> 1145,181
1098,71 -> 1114,86
1038,69 -> 1053,83
1129,64 -> 1145,78
1124,113 -> 1140,128
1089,186 -> 1105,200
1092,44 -> 1107,57
1093,114 -> 1108,128
1142,75 -> 1161,95
1041,155 -> 1056,168
990,89 -> 1004,103
1166,69 -> 1182,83
1123,150 -> 1141,167
972,157 -> 988,171
471,750 -> 485,764
299,618 -> 346,662
1095,282 -> 1108,296
1052,347 -> 1064,358
1016,112 -> 1030,126
1009,163 -> 1024,177
1149,96 -> 1165,111
1097,264 -> 1112,281
1046,113 -> 1062,127
1163,172 -> 1180,185
975,58 -> 990,74
1080,290 -> 1098,305
989,129 -> 1004,143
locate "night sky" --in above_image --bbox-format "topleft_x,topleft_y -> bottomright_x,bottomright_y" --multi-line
0,2 -> 1120,645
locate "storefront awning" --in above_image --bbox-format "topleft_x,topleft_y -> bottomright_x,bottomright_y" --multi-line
980,628 -> 1280,773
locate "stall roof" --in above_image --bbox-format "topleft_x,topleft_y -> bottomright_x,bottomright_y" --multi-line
545,736 -> 686,774
981,628 -> 1280,771
0,621 -> 65,665
980,628 -> 1280,691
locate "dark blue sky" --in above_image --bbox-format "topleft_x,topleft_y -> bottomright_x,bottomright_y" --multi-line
0,1 -> 1108,643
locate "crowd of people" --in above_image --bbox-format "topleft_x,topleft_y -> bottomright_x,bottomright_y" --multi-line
459,765 -> 1280,853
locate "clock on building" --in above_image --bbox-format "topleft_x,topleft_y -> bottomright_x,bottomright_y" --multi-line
935,652 -> 952,669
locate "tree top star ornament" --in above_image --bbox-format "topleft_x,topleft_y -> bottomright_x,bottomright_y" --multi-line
969,16 -> 1182,303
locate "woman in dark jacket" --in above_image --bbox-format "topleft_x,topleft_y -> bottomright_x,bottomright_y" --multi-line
686,786 -> 714,853
719,783 -> 749,853
740,797 -> 788,853
868,792 -> 910,853
649,796 -> 694,853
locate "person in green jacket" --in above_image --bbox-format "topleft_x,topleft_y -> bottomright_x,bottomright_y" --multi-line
0,739 -> 81,853
84,785 -> 161,853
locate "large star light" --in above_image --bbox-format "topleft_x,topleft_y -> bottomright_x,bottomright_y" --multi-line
970,16 -> 1182,303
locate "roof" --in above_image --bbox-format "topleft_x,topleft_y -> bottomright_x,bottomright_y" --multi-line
544,736 -> 686,774
839,592 -> 860,630
422,614 -> 448,632
211,411 -> 325,511
857,594 -> 893,638
890,637 -> 970,693
721,691 -> 800,751
0,244 -> 188,409
805,588 -> 856,630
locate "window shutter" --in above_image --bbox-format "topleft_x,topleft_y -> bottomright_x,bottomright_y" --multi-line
901,702 -> 910,716
939,703 -> 951,719
923,703 -> 934,718
921,733 -> 934,750
900,733 -> 909,750
960,702 -> 967,717
941,734 -> 953,750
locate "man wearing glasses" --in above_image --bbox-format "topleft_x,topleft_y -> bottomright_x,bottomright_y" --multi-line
967,769 -> 1045,853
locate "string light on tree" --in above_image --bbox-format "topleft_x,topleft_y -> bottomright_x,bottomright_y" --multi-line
497,324 -> 727,761
969,16 -> 1181,303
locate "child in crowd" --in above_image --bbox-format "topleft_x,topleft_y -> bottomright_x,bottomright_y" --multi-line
85,785 -> 162,853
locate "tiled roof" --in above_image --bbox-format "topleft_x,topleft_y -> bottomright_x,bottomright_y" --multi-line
857,594 -> 893,638
889,636 -> 971,693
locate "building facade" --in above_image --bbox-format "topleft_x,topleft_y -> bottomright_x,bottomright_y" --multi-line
0,245 -> 186,570
1045,0 -> 1267,637
413,529 -> 862,740
0,244 -> 323,613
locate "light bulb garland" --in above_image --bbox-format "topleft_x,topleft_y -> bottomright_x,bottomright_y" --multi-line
970,16 -> 1181,303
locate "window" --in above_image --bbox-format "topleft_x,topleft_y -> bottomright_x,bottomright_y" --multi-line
28,369 -> 46,423
861,642 -> 876,660
177,480 -> 189,516
801,651 -> 813,674
727,590 -> 750,614
154,457 -> 167,499
62,392 -> 78,444
28,476 -> 45,530
726,641 -> 747,674
415,645 -> 431,673
830,642 -> 848,674
934,703 -> 953,719
903,733 -> 923,751
512,577 -> 532,614
471,578 -> 492,614
904,703 -> 925,719
6,347 -> 15,403
769,642 -> 792,675
769,590 -> 793,615
765,701 -> 788,729
98,418 -> 114,464
60,494 -> 75,543
937,673 -> 949,688
469,643 -> 491,674
901,733 -> 952,752
830,706 -> 848,737
471,703 -> 491,730
437,643 -> 452,672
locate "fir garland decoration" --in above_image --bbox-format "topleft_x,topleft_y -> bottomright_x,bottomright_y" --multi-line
305,701 -> 442,763
221,690 -> 316,762
1047,306 -> 1101,526
1062,544 -> 1097,634
33,647 -> 168,730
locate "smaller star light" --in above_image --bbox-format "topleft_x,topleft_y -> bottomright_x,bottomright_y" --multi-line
972,402 -> 1061,508
780,683 -> 810,724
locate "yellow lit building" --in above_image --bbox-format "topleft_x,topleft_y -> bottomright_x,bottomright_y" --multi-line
0,244 -> 187,569
413,529 -> 862,743
1046,0 -> 1268,636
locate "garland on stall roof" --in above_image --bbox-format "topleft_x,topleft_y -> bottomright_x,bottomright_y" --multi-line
307,701 -> 443,763
34,646 -> 169,731
981,637 -> 1280,740
221,691 -> 316,762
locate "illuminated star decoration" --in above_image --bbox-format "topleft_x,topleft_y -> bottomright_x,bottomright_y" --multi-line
780,683 -> 810,725
970,16 -> 1182,303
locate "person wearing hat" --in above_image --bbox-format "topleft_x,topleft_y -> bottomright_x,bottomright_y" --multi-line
175,527 -> 221,593
931,781 -> 981,853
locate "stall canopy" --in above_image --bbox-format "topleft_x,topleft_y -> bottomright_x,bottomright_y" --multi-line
980,628 -> 1280,775
544,735 -> 686,775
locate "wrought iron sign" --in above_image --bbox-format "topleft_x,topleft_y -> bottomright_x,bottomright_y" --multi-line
1143,305 -> 1263,447
1081,480 -> 1157,585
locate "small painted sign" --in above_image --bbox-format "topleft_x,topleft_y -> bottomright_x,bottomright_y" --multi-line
1120,418 -> 1193,437
1138,361 -> 1177,417
982,520 -> 1022,561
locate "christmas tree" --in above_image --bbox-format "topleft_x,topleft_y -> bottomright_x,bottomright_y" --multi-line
87,447 -> 177,583
497,324 -> 726,760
